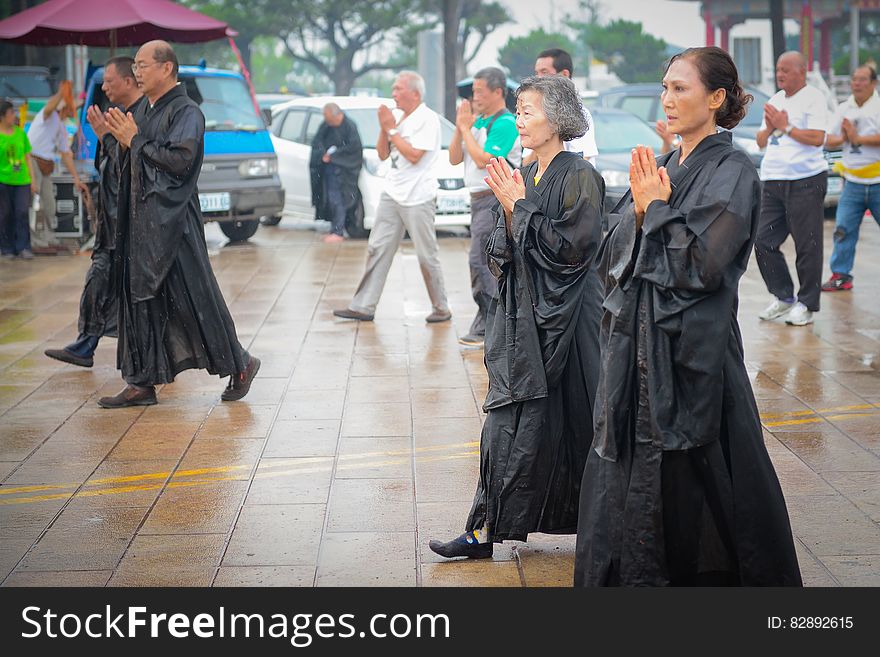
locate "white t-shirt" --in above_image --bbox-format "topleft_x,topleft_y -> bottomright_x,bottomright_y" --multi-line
521,105 -> 598,165
384,103 -> 440,206
828,92 -> 880,184
759,85 -> 828,181
567,106 -> 598,162
27,109 -> 70,160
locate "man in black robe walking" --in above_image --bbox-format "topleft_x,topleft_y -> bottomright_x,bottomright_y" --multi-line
99,40 -> 259,408
45,56 -> 143,368
309,103 -> 363,243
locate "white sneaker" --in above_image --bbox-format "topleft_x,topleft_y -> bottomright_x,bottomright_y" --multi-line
785,302 -> 814,326
758,298 -> 794,321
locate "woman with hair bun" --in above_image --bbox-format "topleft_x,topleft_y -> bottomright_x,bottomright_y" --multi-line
574,47 -> 802,586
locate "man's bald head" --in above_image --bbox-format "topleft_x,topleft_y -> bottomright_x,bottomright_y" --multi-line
135,39 -> 179,102
778,51 -> 807,71
137,40 -> 179,78
323,102 -> 344,126
775,50 -> 808,96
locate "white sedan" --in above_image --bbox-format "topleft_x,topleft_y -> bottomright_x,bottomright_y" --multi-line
267,95 -> 471,237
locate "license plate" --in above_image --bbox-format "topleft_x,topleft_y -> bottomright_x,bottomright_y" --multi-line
827,177 -> 843,195
199,192 -> 230,213
437,195 -> 469,214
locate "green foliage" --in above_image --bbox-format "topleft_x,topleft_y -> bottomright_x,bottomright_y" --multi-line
498,28 -> 576,81
576,19 -> 667,83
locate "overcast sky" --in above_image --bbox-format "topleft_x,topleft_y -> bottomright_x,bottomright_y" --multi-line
471,0 -> 708,70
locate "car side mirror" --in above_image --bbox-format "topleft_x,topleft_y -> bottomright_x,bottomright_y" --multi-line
261,108 -> 272,127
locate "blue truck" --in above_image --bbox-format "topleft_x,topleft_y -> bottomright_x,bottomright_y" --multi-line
80,63 -> 284,241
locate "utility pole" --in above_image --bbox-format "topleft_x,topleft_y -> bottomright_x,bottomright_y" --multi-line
769,0 -> 786,73
442,0 -> 461,122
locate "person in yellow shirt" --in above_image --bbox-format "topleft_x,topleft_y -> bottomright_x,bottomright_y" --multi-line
822,65 -> 880,292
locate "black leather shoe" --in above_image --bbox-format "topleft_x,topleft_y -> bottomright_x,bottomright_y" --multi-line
45,348 -> 93,368
221,355 -> 261,401
428,532 -> 493,559
97,385 -> 157,409
333,308 -> 374,321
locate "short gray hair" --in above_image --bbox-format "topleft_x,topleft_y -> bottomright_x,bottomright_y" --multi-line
516,75 -> 588,142
397,70 -> 425,98
323,102 -> 342,116
474,66 -> 507,92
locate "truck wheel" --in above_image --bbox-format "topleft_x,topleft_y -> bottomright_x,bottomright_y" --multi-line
260,215 -> 282,226
220,219 -> 260,242
345,199 -> 369,239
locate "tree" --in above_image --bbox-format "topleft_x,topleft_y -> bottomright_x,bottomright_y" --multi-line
276,0 -> 434,95
577,19 -> 667,83
183,0 -> 277,72
458,1 -> 510,75
498,28 -> 575,81
427,0 -> 511,119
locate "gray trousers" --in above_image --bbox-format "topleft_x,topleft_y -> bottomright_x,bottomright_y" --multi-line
30,165 -> 59,245
350,193 -> 450,315
467,193 -> 500,336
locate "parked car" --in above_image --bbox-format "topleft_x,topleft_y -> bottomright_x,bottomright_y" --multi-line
256,93 -> 306,111
81,64 -> 284,242
589,107 -> 665,211
268,95 -> 470,237
596,83 -> 842,213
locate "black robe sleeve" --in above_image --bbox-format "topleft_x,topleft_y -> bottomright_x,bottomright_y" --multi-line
331,119 -> 363,172
634,158 -> 757,293
128,101 -> 204,302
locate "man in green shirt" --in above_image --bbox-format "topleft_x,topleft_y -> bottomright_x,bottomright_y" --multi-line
449,66 -> 520,347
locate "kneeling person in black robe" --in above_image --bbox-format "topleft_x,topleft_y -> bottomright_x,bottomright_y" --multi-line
574,47 -> 801,586
99,40 -> 259,408
44,57 -> 143,368
430,75 -> 604,558
309,102 -> 363,242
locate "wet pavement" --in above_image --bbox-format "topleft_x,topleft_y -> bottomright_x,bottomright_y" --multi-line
1,219 -> 879,587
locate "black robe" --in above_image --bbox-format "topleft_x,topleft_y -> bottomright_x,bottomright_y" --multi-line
308,115 -> 363,226
465,151 -> 604,542
574,131 -> 802,586
113,85 -> 248,386
78,96 -> 144,338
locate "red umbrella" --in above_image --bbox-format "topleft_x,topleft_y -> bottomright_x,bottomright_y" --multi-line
0,0 -> 235,47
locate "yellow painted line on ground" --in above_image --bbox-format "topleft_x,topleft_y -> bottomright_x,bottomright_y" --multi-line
763,411 -> 877,428
0,445 -> 483,506
759,403 -> 878,421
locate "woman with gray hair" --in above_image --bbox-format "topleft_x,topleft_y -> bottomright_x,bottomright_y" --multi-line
430,75 -> 605,559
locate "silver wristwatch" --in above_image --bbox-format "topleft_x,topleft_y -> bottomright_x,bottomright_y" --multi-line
388,128 -> 399,137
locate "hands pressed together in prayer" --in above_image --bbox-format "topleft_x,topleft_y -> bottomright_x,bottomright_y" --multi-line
377,105 -> 397,134
841,118 -> 860,146
455,100 -> 476,134
484,157 -> 525,230
630,145 -> 671,227
763,104 -> 790,132
86,105 -> 109,139
105,107 -> 138,149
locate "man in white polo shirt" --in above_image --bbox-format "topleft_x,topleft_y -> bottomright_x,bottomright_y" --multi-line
26,84 -> 88,251
821,65 -> 880,293
755,51 -> 828,326
334,71 -> 452,323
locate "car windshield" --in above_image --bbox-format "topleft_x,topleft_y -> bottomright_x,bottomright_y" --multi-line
182,75 -> 262,131
592,111 -> 664,152
0,72 -> 52,99
340,107 -> 455,149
